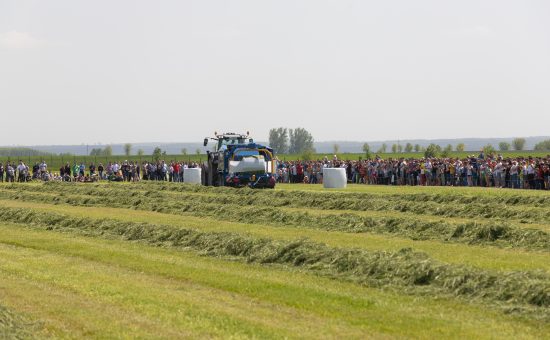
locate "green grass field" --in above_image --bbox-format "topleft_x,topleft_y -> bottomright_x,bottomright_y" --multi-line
0,182 -> 549,338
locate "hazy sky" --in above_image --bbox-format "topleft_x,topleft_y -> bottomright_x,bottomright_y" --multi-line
1,0 -> 549,145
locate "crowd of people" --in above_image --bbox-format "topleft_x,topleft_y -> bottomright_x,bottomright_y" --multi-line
276,153 -> 550,190
0,160 -> 200,183
1,152 -> 550,190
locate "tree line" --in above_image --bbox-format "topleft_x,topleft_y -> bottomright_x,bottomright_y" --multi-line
269,128 -> 315,154
0,147 -> 51,157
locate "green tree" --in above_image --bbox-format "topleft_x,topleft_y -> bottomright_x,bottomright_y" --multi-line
268,128 -> 289,154
195,149 -> 201,156
397,144 -> 403,153
498,142 -> 511,151
455,143 -> 465,152
512,138 -> 526,151
181,148 -> 188,156
137,149 -> 144,156
332,144 -> 340,155
441,144 -> 453,158
482,144 -> 496,156
391,144 -> 398,153
377,143 -> 387,154
424,144 -> 441,158
102,145 -> 113,157
404,143 -> 413,153
124,143 -> 132,156
534,139 -> 550,151
152,147 -> 162,162
289,128 -> 315,154
414,144 -> 421,152
89,148 -> 102,156
362,143 -> 371,159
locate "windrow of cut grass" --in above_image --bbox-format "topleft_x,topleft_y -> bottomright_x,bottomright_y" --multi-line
150,181 -> 550,205
1,186 -> 549,251
5,198 -> 550,274
3,183 -> 550,224
1,206 -> 549,318
4,225 -> 548,339
0,304 -> 36,339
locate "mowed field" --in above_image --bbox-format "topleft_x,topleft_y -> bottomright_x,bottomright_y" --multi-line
0,182 -> 549,339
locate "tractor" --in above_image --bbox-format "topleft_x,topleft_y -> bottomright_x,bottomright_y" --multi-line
202,132 -> 276,189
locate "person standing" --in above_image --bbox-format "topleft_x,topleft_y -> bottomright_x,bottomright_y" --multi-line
510,161 -> 519,189
17,161 -> 27,182
98,163 -> 104,179
6,163 -> 15,182
527,161 -> 536,189
39,160 -> 47,176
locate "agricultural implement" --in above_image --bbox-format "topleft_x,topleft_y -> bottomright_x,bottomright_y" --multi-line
202,132 -> 276,189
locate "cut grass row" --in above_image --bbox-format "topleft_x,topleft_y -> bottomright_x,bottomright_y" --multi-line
3,224 -> 547,339
1,205 -> 549,318
1,181 -> 550,338
0,303 -> 35,339
2,199 -> 549,273
8,183 -> 550,232
1,186 -> 549,252
4,183 -> 550,224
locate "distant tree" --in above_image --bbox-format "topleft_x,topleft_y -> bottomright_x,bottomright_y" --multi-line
455,143 -> 465,152
424,144 -> 441,158
441,144 -> 453,158
397,144 -> 403,153
289,128 -> 315,154
482,144 -> 496,156
362,143 -> 371,159
195,149 -> 201,156
181,148 -> 188,156
534,139 -> 550,151
102,145 -> 113,157
391,144 -> 398,153
498,142 -> 511,151
152,147 -> 162,162
414,144 -> 421,152
512,138 -> 526,151
377,143 -> 387,154
89,148 -> 102,156
0,147 -> 51,157
332,144 -> 340,155
137,149 -> 144,156
268,128 -> 289,154
124,143 -> 132,156
404,143 -> 413,153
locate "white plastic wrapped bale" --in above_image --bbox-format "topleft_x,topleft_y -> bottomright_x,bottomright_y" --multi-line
229,156 -> 267,174
323,168 -> 347,189
183,168 -> 202,184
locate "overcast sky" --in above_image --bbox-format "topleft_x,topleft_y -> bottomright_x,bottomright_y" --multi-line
1,0 -> 549,145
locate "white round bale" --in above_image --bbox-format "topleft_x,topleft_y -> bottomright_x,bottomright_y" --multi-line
183,168 -> 202,184
323,168 -> 347,189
